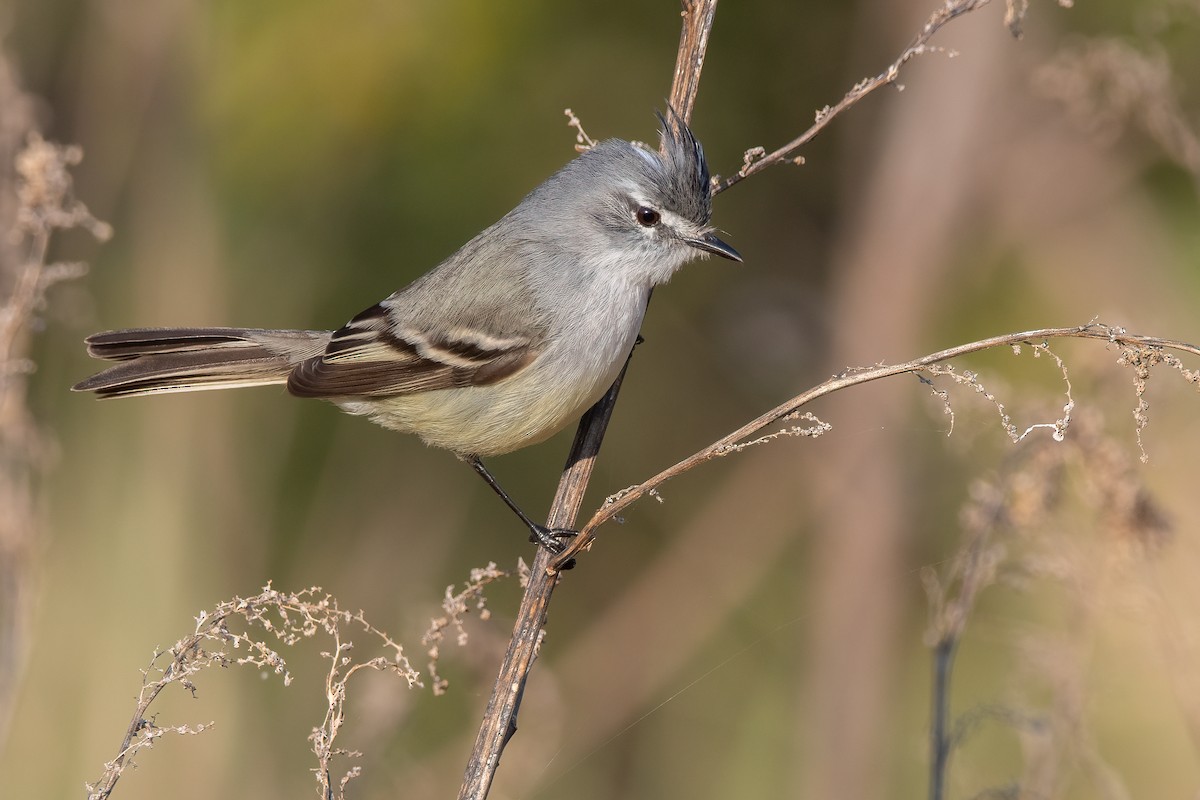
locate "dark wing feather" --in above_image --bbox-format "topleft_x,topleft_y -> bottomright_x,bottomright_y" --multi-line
286,302 -> 539,399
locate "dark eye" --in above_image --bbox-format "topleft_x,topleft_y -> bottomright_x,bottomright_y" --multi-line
636,206 -> 661,227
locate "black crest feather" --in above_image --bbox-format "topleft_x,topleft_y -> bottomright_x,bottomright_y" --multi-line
656,108 -> 713,225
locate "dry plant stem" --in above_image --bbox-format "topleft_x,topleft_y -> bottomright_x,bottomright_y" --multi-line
930,637 -> 956,800
715,0 -> 994,195
925,511 -> 1007,800
89,650 -> 187,800
90,587 -> 418,800
3,129 -> 108,752
667,0 -> 718,117
456,4 -> 720,797
0,210 -> 49,753
552,323 -> 1200,568
457,367 -> 629,800
926,508 -> 1008,800
0,226 -> 48,376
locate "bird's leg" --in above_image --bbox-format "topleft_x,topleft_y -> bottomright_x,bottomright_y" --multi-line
465,456 -> 577,557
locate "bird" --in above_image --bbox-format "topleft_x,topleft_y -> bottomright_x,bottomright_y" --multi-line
73,112 -> 741,553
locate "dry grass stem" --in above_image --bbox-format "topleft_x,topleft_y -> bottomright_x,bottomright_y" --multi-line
595,412 -> 829,516
87,585 -> 419,800
552,322 -> 1200,569
715,0 -> 1074,194
1,47 -> 110,749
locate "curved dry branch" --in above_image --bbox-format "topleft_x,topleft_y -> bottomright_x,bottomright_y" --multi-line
716,0 -> 998,195
549,323 -> 1200,569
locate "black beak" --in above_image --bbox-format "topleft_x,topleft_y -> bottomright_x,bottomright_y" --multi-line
687,232 -> 742,262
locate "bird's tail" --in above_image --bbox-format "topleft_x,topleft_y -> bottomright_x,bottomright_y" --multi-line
72,327 -> 332,398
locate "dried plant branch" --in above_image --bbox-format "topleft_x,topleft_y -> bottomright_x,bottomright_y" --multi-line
563,108 -> 597,151
87,586 -> 419,800
551,322 -> 1200,569
714,0 -> 1073,195
1,50 -> 111,749
2,134 -> 110,360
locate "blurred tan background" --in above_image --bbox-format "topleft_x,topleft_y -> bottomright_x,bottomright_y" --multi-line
2,0 -> 1200,798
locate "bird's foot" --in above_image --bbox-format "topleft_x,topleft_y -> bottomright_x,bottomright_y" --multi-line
529,524 -> 577,569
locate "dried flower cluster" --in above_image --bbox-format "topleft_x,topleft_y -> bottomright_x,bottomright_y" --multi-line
422,561 -> 520,695
87,586 -> 421,800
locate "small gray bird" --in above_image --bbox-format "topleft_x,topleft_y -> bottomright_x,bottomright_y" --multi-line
73,114 -> 740,552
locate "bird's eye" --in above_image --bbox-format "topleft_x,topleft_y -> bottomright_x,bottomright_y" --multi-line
636,206 -> 661,227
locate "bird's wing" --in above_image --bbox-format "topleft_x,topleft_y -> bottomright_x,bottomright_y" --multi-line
286,301 -> 541,398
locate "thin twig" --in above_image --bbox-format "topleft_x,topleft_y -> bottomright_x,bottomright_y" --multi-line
551,323 -> 1200,568
715,0 -> 995,195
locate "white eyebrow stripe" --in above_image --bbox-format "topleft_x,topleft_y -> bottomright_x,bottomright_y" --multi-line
628,191 -> 655,209
658,209 -> 692,231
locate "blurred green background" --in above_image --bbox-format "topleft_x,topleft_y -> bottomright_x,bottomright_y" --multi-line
3,0 -> 1200,798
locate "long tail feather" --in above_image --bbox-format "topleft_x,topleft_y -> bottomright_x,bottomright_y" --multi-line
73,327 -> 331,398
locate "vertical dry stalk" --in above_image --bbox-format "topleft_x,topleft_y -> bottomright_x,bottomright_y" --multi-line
455,4 -> 720,797
921,408 -> 1176,798
455,368 -> 629,799
0,42 -> 38,752
0,43 -> 109,749
922,485 -> 1009,800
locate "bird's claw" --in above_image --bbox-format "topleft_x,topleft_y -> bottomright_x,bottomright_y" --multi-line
529,524 -> 577,569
